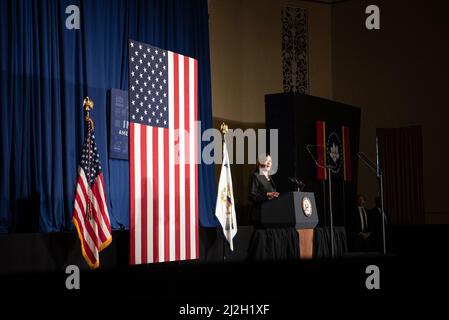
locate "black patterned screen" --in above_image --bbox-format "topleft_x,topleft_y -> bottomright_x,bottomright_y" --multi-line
281,7 -> 309,94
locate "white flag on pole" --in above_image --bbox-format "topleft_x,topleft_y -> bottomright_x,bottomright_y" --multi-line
215,139 -> 237,251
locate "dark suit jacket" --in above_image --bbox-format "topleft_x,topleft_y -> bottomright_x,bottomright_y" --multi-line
350,206 -> 370,234
368,206 -> 389,250
349,206 -> 372,245
247,172 -> 276,225
349,206 -> 379,251
369,207 -> 388,230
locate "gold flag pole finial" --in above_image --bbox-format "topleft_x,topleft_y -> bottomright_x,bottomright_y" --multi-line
83,97 -> 94,129
220,122 -> 228,135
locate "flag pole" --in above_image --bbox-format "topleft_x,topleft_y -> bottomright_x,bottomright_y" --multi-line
83,97 -> 94,221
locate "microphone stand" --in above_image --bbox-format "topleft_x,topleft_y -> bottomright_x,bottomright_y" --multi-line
289,177 -> 305,192
306,145 -> 336,258
357,152 -> 387,255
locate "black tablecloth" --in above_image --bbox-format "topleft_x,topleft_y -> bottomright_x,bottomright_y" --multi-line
314,227 -> 348,258
247,228 -> 299,261
247,227 -> 347,260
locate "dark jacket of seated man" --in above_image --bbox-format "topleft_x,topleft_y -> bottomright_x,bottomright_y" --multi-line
349,194 -> 375,252
368,197 -> 389,251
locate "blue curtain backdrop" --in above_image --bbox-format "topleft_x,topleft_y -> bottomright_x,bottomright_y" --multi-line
0,0 -> 218,233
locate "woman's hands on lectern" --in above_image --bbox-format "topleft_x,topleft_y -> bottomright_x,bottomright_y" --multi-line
267,192 -> 280,200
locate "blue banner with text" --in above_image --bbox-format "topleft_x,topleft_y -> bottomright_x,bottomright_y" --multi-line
110,89 -> 129,160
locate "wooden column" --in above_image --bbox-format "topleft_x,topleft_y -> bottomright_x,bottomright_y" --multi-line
297,229 -> 314,259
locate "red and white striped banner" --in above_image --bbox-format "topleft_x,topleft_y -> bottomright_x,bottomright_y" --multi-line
129,41 -> 199,264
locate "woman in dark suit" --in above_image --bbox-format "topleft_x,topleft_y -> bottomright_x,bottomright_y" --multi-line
247,154 -> 298,260
248,154 -> 279,226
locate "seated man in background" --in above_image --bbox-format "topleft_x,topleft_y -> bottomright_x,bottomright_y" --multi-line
349,194 -> 373,252
369,197 -> 389,252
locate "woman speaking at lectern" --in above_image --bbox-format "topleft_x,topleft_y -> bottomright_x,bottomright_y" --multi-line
247,154 -> 299,261
248,154 -> 279,226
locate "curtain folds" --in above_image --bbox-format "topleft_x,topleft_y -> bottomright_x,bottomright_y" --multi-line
0,0 -> 218,233
377,126 -> 425,224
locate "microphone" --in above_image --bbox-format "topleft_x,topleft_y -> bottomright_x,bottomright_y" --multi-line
289,177 -> 306,191
297,179 -> 306,190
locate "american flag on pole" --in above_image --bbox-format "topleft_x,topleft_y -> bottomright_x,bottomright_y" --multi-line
72,123 -> 112,269
128,40 -> 199,264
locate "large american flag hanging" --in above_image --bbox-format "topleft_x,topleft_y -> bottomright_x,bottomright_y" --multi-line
128,40 -> 199,264
72,123 -> 112,269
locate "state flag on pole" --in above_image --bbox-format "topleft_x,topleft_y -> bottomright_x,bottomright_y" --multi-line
215,139 -> 237,251
128,40 -> 199,264
72,124 -> 112,269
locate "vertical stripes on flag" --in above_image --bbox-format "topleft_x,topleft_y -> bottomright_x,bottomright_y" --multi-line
129,40 -> 198,264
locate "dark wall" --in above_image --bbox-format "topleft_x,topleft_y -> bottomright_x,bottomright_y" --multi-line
332,0 -> 449,223
265,93 -> 361,227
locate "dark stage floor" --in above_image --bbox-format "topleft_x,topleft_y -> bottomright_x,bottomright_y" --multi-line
0,225 -> 448,300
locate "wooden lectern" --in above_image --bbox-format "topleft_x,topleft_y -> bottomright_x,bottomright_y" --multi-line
260,191 -> 319,259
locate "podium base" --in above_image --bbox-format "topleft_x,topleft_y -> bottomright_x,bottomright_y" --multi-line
297,229 -> 314,259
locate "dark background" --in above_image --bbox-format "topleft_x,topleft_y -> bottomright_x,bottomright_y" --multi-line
265,93 -> 360,228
